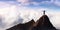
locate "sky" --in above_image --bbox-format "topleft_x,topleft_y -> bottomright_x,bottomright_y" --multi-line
0,0 -> 60,30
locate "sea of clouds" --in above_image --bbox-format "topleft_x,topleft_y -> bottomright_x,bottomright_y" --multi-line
0,0 -> 60,30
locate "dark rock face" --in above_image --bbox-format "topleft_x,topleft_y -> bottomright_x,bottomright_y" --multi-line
6,19 -> 35,30
32,15 -> 56,30
6,15 -> 57,30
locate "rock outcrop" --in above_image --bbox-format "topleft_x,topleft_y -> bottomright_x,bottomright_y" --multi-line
32,15 -> 56,30
6,11 -> 57,30
6,19 -> 35,30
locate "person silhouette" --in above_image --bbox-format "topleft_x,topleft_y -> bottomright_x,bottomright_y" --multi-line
43,10 -> 45,15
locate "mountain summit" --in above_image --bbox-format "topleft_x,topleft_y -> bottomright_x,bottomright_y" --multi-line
6,11 -> 57,30
32,15 -> 56,30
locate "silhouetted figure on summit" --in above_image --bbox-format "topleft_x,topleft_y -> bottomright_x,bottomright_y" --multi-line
43,10 -> 45,15
6,10 -> 57,30
32,10 -> 57,30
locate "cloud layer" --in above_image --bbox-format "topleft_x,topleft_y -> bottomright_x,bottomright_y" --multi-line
17,0 -> 60,7
0,0 -> 60,30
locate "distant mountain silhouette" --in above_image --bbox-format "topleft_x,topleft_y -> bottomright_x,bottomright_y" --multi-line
6,11 -> 57,30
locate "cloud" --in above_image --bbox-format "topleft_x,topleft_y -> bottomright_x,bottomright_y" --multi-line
52,0 -> 60,6
17,0 -> 60,7
17,0 -> 29,3
16,0 -> 51,6
0,1 -> 21,30
0,0 -> 60,30
0,0 -> 16,1
48,12 -> 60,29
